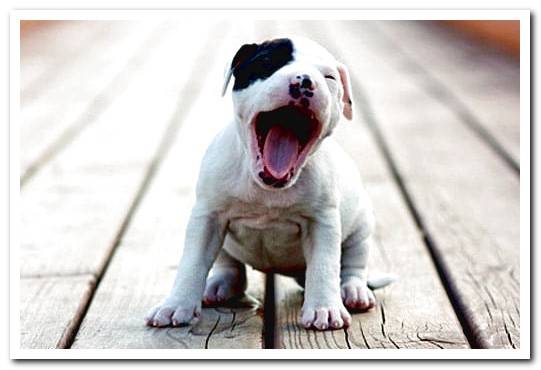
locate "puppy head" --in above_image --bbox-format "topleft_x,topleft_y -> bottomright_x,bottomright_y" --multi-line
223,36 -> 353,190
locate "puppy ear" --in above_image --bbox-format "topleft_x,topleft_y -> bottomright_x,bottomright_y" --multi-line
222,43 -> 259,96
337,62 -> 353,120
222,67 -> 234,97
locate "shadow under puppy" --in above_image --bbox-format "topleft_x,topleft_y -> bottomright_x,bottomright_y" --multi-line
146,37 -> 395,331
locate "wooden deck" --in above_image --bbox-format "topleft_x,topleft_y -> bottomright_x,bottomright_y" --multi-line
19,20 -> 520,350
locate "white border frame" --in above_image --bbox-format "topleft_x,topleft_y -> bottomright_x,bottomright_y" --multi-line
10,9 -> 531,360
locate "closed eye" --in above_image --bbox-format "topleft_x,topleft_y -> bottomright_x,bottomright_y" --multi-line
325,75 -> 336,80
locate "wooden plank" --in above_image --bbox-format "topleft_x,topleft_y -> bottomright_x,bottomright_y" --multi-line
20,21 -> 162,184
20,276 -> 95,349
330,21 -> 520,348
371,21 -> 520,169
72,252 -> 263,349
19,21 -> 221,349
257,21 -> 469,349
73,22 -> 266,349
72,255 -> 263,349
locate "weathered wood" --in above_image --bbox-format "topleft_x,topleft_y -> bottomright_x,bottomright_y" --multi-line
72,263 -> 263,349
19,21 -> 222,348
276,276 -> 349,349
20,21 -> 162,184
72,25 -> 266,348
331,21 -> 520,348
20,275 -> 95,349
370,21 -> 520,170
73,260 -> 263,349
259,21 -> 469,349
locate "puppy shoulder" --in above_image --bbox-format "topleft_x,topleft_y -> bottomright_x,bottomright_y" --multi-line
318,138 -> 374,229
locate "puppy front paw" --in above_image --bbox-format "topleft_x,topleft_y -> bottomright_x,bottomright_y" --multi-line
300,302 -> 351,330
341,278 -> 376,311
145,298 -> 201,327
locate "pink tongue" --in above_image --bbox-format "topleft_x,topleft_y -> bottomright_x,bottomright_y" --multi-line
263,125 -> 299,180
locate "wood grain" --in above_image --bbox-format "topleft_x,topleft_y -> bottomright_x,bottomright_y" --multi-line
20,276 -> 95,349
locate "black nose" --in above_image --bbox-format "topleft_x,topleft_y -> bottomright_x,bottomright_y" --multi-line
301,75 -> 313,89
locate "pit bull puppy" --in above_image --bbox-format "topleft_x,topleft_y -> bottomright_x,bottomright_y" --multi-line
146,37 -> 394,331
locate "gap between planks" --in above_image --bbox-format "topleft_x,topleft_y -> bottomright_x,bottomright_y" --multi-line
262,273 -> 278,348
56,23 -> 227,349
351,80 -> 486,349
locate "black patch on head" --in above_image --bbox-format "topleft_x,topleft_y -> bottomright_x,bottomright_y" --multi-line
231,38 -> 294,91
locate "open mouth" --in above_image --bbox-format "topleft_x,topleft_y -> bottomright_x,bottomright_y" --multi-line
253,105 -> 322,188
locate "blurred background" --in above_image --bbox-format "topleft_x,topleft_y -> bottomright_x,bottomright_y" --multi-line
19,19 -> 520,183
21,19 -> 521,56
443,20 -> 519,57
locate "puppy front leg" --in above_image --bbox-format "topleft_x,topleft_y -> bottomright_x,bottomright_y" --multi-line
340,231 -> 376,310
301,209 -> 351,330
146,205 -> 226,327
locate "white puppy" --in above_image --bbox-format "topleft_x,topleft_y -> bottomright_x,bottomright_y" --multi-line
146,37 -> 394,331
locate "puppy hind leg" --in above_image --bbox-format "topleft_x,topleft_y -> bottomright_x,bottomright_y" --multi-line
203,249 -> 247,306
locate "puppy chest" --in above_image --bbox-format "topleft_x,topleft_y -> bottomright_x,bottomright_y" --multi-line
225,213 -> 307,270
